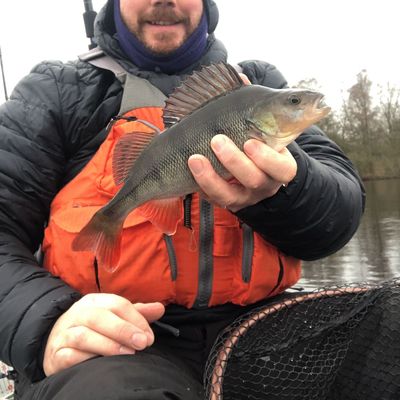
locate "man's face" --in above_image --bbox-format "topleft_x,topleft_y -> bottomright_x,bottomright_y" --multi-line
120,0 -> 204,55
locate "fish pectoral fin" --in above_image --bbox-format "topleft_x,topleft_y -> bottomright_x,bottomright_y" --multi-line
113,129 -> 159,185
136,198 -> 183,235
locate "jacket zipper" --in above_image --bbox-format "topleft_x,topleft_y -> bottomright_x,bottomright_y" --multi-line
241,223 -> 254,283
193,199 -> 214,309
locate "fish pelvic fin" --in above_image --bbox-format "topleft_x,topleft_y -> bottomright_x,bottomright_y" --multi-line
163,63 -> 243,128
72,211 -> 123,273
136,197 -> 183,235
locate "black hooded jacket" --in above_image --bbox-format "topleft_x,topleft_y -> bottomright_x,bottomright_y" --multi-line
0,0 -> 365,382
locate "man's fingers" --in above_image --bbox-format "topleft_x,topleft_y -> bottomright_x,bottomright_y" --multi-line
64,326 -> 136,355
188,154 -> 246,210
239,73 -> 251,85
133,302 -> 165,323
75,307 -> 152,349
210,135 -> 268,190
76,294 -> 161,340
243,140 -> 297,184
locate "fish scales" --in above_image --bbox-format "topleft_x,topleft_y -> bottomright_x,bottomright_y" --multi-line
103,85 -> 260,217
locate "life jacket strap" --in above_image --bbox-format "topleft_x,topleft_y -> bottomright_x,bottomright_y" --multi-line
78,47 -> 167,114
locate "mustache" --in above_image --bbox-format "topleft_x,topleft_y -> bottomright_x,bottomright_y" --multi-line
140,8 -> 188,24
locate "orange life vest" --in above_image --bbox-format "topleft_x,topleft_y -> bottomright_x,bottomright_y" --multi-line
42,105 -> 301,309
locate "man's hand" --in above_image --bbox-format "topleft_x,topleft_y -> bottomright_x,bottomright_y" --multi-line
188,135 -> 297,212
43,293 -> 165,376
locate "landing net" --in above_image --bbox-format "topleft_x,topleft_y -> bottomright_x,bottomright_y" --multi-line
205,279 -> 400,399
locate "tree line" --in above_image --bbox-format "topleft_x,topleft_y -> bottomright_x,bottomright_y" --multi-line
297,72 -> 400,180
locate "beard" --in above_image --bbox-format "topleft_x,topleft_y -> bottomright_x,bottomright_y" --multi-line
131,8 -> 198,55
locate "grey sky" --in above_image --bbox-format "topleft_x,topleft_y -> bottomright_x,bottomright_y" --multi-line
1,0 -> 399,109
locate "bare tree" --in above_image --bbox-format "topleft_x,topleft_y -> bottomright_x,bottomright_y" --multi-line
341,70 -> 381,176
379,83 -> 400,141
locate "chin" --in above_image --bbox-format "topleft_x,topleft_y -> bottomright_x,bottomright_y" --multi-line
151,46 -> 180,55
147,34 -> 186,55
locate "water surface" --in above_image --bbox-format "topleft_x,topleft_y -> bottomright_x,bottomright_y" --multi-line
299,178 -> 400,290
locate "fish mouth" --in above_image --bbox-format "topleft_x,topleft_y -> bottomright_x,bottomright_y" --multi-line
313,94 -> 331,117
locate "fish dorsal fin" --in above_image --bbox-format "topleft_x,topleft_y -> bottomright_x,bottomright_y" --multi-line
112,129 -> 158,185
163,62 -> 244,128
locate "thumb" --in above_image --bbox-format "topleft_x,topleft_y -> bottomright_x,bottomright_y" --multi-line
133,302 -> 165,322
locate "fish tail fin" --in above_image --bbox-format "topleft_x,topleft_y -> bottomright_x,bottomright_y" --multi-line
72,211 -> 123,273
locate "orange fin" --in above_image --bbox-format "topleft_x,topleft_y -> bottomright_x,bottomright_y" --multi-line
136,198 -> 183,235
72,211 -> 123,273
112,129 -> 158,185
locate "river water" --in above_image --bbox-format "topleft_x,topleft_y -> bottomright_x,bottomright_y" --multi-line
298,178 -> 400,290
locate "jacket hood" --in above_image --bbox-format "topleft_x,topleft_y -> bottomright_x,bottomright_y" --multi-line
93,0 -> 227,95
204,0 -> 219,34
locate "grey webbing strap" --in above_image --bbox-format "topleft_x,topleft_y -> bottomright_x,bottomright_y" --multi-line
119,74 -> 166,115
78,47 -> 167,114
79,47 -> 126,83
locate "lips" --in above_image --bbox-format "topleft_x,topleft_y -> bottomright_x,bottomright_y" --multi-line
314,94 -> 331,117
147,20 -> 180,26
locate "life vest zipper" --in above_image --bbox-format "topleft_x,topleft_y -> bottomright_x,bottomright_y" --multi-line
183,194 -> 192,229
241,223 -> 254,283
193,199 -> 214,309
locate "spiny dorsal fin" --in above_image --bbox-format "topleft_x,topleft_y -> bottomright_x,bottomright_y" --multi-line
163,63 -> 243,128
112,130 -> 158,185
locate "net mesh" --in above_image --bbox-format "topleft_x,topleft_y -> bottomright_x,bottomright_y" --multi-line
204,279 -> 400,400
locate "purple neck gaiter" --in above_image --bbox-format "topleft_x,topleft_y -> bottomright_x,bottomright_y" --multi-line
114,0 -> 208,74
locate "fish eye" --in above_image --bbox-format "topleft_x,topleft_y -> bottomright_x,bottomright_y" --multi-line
288,95 -> 301,105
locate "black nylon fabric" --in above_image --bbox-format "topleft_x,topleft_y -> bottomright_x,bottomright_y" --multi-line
0,0 -> 364,384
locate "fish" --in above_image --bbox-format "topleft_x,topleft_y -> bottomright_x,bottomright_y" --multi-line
72,62 -> 330,272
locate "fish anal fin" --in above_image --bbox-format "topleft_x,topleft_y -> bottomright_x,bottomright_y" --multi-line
163,62 -> 243,128
112,130 -> 158,185
136,198 -> 183,235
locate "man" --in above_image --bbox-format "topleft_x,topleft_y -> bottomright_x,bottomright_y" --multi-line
0,0 -> 365,399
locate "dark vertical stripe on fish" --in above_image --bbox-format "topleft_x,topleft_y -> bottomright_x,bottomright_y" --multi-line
193,199 -> 214,309
163,235 -> 178,281
241,223 -> 254,283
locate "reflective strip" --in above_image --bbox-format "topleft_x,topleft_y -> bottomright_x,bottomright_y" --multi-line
193,199 -> 214,309
241,223 -> 254,283
164,235 -> 178,281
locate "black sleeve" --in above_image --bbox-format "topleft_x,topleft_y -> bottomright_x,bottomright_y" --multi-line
0,58 -> 121,381
0,63 -> 84,381
235,125 -> 366,261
